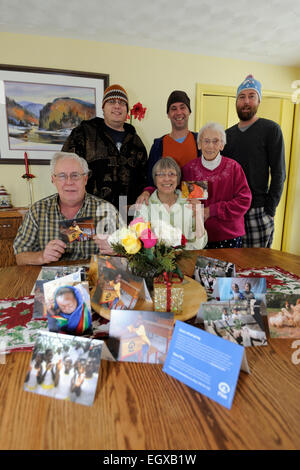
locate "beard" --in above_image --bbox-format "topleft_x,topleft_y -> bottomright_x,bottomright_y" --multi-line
236,103 -> 259,121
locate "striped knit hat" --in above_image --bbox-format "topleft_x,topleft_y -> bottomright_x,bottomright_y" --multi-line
102,84 -> 129,111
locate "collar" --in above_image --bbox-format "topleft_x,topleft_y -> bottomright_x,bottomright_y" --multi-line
56,192 -> 88,219
201,152 -> 222,170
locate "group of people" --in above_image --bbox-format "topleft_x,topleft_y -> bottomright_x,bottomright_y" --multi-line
24,342 -> 101,405
13,75 -> 286,265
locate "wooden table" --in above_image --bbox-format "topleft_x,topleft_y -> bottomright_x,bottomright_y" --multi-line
0,248 -> 300,450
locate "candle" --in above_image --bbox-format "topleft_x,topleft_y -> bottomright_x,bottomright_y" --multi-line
24,152 -> 29,175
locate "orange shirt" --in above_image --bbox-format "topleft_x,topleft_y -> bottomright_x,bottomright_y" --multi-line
162,132 -> 198,167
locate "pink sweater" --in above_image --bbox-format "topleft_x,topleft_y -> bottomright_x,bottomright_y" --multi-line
182,156 -> 252,242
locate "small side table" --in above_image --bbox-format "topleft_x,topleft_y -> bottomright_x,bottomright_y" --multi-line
0,207 -> 28,267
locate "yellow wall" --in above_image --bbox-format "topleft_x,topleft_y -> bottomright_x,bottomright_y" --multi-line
0,32 -> 299,225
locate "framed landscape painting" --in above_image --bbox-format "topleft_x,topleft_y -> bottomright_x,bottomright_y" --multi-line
0,65 -> 109,164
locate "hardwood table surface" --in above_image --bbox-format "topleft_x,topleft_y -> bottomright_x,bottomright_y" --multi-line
0,248 -> 300,451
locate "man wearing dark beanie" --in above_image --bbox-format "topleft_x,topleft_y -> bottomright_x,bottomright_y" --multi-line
136,89 -> 200,204
62,84 -> 148,213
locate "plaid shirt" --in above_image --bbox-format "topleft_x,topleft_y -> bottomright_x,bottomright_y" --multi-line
13,193 -> 123,260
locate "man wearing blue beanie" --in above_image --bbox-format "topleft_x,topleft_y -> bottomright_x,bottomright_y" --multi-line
223,75 -> 286,248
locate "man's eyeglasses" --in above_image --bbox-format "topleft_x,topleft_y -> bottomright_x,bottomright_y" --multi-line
106,99 -> 127,107
155,172 -> 177,178
53,172 -> 87,182
201,138 -> 221,145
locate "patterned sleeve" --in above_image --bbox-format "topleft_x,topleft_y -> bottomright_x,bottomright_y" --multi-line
13,209 -> 40,254
61,124 -> 86,158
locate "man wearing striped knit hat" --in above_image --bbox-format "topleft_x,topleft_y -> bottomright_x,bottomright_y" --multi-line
62,84 -> 148,214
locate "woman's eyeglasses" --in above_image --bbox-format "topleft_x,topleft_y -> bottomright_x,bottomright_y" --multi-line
201,138 -> 220,145
155,172 -> 177,178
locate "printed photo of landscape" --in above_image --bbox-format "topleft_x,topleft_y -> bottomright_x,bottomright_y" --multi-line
5,81 -> 97,151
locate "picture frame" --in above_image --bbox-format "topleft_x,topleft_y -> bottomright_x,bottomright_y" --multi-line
0,64 -> 109,165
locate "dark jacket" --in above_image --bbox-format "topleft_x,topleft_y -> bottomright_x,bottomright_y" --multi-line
62,117 -> 148,209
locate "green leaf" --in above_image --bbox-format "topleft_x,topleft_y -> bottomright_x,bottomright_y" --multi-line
20,309 -> 31,316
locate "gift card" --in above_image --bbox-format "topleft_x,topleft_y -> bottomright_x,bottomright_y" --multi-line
92,265 -> 151,311
199,300 -> 267,347
24,330 -> 103,406
163,321 -> 248,409
181,181 -> 208,200
194,256 -> 236,294
32,268 -> 83,319
108,309 -> 174,363
59,217 -> 95,243
212,277 -> 267,313
266,292 -> 300,339
43,279 -> 92,336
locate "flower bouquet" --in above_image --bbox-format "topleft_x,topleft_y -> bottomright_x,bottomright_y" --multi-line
108,218 -> 188,313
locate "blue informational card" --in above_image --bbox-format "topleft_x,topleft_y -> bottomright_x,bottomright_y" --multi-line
163,321 -> 245,410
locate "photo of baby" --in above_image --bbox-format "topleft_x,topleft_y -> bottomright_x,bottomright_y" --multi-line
44,279 -> 92,336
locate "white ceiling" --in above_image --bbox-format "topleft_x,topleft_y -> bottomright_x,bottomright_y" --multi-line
1,0 -> 300,67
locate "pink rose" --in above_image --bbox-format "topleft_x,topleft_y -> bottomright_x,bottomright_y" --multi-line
129,217 -> 145,227
140,228 -> 158,249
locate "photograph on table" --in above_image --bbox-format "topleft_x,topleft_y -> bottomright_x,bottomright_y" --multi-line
193,256 -> 236,293
32,267 -> 85,319
43,279 -> 92,336
36,265 -> 89,282
266,293 -> 300,339
108,310 -> 174,364
97,255 -> 129,280
213,277 -> 267,311
200,299 -> 267,347
92,264 -> 150,311
24,330 -> 103,406
181,180 -> 208,200
59,217 -> 95,244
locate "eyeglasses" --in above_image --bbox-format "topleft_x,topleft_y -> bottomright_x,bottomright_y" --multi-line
201,138 -> 221,145
155,172 -> 177,178
53,172 -> 87,182
106,99 -> 127,107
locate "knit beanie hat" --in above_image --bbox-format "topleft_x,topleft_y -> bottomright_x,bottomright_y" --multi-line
102,84 -> 129,111
236,75 -> 262,101
167,90 -> 191,113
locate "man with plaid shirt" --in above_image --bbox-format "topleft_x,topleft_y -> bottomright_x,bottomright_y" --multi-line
14,152 -> 123,265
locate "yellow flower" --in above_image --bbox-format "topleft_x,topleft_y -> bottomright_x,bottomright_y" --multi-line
121,232 -> 142,254
130,219 -> 151,238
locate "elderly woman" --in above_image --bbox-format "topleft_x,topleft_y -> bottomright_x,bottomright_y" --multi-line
182,122 -> 252,248
134,156 -> 207,250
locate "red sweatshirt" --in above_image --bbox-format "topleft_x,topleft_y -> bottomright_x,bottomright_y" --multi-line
182,156 -> 252,242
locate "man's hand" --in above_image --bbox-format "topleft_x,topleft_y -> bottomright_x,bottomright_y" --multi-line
93,234 -> 115,255
135,191 -> 151,208
42,239 -> 66,264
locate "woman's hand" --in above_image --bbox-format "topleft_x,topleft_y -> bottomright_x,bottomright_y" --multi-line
93,234 -> 115,255
135,191 -> 151,208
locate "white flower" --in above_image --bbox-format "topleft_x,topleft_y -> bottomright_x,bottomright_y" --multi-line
151,220 -> 182,247
108,227 -> 132,246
